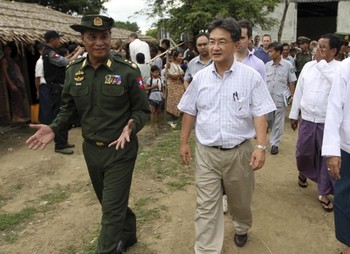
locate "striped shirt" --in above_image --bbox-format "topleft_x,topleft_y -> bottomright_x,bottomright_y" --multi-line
178,61 -> 276,148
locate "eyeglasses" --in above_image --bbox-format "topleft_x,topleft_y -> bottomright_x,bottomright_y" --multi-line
208,40 -> 234,47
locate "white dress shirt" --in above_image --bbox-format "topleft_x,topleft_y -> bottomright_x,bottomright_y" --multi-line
35,56 -> 46,84
289,59 -> 341,122
129,38 -> 151,64
178,61 -> 276,148
322,58 -> 350,156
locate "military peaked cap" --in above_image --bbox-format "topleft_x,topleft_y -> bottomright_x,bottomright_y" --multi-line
297,36 -> 311,44
70,15 -> 114,32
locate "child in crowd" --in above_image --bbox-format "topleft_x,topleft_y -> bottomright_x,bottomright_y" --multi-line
145,65 -> 165,129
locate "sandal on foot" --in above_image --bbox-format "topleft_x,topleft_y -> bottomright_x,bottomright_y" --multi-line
298,175 -> 308,188
318,195 -> 333,212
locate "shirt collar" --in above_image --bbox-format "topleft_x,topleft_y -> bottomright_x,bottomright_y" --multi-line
81,54 -> 114,70
210,60 -> 236,76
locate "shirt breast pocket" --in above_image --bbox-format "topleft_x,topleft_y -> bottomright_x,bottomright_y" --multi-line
70,84 -> 89,97
102,84 -> 125,96
233,96 -> 250,118
277,72 -> 287,82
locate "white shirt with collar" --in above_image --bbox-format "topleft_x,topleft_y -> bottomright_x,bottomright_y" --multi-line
289,59 -> 341,123
129,38 -> 151,64
178,60 -> 276,148
322,58 -> 350,156
35,55 -> 46,84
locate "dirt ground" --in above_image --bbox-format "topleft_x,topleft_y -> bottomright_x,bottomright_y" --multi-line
0,117 -> 346,254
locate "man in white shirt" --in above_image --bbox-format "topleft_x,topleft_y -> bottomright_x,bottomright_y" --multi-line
289,33 -> 342,212
128,33 -> 151,64
322,57 -> 350,254
266,42 -> 296,155
178,17 -> 275,253
34,43 -> 48,123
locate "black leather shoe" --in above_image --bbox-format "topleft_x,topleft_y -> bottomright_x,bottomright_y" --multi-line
65,143 -> 75,148
116,236 -> 137,253
234,233 -> 248,247
270,145 -> 279,155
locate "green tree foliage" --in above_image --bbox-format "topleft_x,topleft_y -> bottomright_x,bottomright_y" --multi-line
114,21 -> 140,33
144,0 -> 279,40
14,0 -> 107,15
145,28 -> 158,39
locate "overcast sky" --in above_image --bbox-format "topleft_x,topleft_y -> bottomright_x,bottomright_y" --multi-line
103,0 -> 154,34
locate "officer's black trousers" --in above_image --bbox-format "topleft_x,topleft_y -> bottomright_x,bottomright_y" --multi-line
38,84 -> 68,150
83,139 -> 138,254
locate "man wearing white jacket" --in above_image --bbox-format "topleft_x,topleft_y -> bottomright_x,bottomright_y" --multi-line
289,33 -> 342,212
322,57 -> 350,254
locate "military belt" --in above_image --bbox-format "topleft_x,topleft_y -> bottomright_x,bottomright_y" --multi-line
85,139 -> 109,147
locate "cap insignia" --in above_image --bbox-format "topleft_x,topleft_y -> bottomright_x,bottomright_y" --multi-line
93,17 -> 103,27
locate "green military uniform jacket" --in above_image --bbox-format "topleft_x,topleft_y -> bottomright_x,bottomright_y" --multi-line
295,50 -> 312,74
50,54 -> 150,143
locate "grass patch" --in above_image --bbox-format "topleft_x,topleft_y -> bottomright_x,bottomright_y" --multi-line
134,196 -> 162,226
10,183 -> 24,192
0,184 -> 73,243
0,207 -> 37,231
135,124 -> 194,192
40,186 -> 70,205
63,245 -> 77,254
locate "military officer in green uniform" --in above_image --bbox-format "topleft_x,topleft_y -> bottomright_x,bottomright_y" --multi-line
295,36 -> 312,78
26,15 -> 150,254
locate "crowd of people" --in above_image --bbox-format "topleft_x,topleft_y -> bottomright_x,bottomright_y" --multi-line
10,12 -> 348,254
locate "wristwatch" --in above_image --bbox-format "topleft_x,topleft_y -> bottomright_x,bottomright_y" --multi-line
255,144 -> 268,152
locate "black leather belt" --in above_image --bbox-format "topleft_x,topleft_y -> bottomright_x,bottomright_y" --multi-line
85,139 -> 109,147
210,140 -> 247,151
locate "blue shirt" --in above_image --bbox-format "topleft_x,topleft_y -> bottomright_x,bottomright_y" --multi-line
254,47 -> 270,64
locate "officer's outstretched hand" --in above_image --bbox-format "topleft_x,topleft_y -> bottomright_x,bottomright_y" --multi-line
109,119 -> 134,150
26,124 -> 55,150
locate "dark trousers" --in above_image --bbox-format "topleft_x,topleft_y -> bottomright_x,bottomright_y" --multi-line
83,139 -> 138,254
38,84 -> 68,150
334,150 -> 350,246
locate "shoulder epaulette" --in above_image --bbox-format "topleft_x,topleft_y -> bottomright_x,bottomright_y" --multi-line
113,55 -> 139,70
66,57 -> 86,69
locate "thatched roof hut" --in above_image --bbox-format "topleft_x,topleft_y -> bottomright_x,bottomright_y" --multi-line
0,0 -> 156,124
0,0 -> 155,51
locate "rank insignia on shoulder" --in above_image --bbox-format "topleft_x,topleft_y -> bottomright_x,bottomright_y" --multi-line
105,74 -> 122,85
131,63 -> 138,69
106,59 -> 112,68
